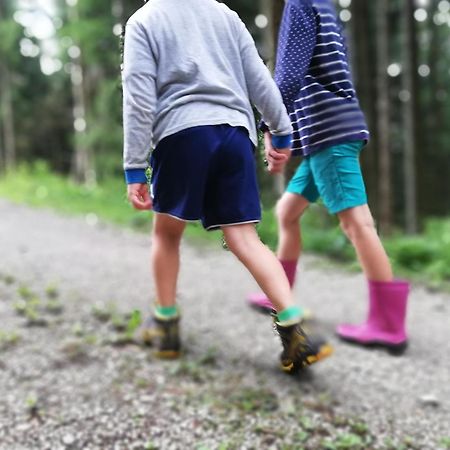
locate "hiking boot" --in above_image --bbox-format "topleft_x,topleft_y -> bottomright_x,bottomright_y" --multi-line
140,315 -> 181,359
275,319 -> 333,374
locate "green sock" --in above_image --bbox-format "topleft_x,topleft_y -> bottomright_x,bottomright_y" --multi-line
154,304 -> 179,319
277,305 -> 303,325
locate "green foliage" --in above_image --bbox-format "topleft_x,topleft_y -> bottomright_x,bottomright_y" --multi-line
385,219 -> 450,284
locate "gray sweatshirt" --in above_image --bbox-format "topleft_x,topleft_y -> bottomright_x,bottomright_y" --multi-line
122,0 -> 292,173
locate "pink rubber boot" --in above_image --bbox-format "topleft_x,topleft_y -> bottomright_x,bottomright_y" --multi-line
247,260 -> 297,314
336,279 -> 409,354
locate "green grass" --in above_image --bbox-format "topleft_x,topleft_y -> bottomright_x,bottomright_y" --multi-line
0,162 -> 215,244
1,163 -> 449,289
258,203 -> 450,290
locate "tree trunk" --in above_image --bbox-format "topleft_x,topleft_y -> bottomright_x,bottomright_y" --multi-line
401,0 -> 418,233
0,3 -> 16,172
375,0 -> 392,234
68,2 -> 96,185
350,1 -> 378,214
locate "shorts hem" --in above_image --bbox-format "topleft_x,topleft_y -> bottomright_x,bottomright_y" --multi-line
153,210 -> 199,223
285,187 -> 319,204
205,219 -> 260,231
328,199 -> 368,215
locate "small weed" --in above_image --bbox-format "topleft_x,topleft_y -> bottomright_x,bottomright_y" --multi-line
24,307 -> 48,327
126,309 -> 142,337
231,387 -> 278,413
25,393 -> 41,419
0,330 -> 21,351
83,334 -> 98,345
91,302 -> 114,322
3,274 -> 15,285
332,416 -> 350,428
349,421 -> 369,436
170,359 -> 205,382
402,436 -> 420,449
440,437 -> 450,449
45,299 -> 63,314
45,283 -> 59,299
145,441 -> 158,450
72,322 -> 85,337
217,443 -> 233,450
107,310 -> 142,346
294,430 -> 310,443
321,432 -> 364,450
111,313 -> 127,332
198,347 -> 218,366
60,339 -> 89,362
13,300 -> 28,316
17,285 -> 34,300
299,415 -> 315,431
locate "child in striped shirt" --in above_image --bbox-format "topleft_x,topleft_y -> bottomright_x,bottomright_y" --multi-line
248,0 -> 410,354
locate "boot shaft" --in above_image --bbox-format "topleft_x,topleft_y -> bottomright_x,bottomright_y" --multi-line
368,279 -> 409,334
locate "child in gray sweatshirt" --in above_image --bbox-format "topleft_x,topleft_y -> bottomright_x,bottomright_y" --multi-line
122,0 -> 332,372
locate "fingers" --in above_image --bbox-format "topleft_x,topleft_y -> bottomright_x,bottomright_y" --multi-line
127,184 -> 153,210
265,148 -> 288,173
268,149 -> 288,161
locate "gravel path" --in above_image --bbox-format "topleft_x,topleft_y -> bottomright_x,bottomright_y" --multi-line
0,199 -> 449,450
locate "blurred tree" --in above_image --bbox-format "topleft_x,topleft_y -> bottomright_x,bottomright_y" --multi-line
401,0 -> 418,233
376,0 -> 392,234
0,0 -> 18,171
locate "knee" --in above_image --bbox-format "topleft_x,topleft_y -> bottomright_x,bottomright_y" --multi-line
223,225 -> 258,258
340,214 -> 376,242
276,197 -> 302,229
153,223 -> 184,245
223,232 -> 247,257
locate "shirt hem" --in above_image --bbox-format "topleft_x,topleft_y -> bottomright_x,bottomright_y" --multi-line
154,118 -> 258,147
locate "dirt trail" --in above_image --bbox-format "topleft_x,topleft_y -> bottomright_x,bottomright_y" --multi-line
0,200 -> 449,450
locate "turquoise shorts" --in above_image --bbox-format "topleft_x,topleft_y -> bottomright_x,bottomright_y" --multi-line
286,141 -> 367,214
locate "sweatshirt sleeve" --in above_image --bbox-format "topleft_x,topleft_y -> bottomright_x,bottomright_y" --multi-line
122,19 -> 157,183
234,15 -> 293,140
274,3 -> 317,113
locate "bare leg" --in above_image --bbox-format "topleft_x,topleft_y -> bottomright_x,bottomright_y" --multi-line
151,213 -> 186,307
276,192 -> 309,261
222,223 -> 294,312
338,204 -> 393,282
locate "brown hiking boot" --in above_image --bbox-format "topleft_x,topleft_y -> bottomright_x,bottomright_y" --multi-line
140,315 -> 181,359
275,319 -> 333,374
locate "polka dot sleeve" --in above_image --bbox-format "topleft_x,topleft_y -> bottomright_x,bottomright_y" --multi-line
274,3 -> 317,112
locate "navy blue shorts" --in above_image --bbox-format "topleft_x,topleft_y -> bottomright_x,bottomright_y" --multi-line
150,125 -> 261,230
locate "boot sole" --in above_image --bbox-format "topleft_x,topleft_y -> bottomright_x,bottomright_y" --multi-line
248,303 -> 276,316
337,335 -> 408,356
281,344 -> 334,374
154,350 -> 181,359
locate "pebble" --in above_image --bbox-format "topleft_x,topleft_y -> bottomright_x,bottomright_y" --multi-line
419,394 -> 440,408
62,433 -> 76,445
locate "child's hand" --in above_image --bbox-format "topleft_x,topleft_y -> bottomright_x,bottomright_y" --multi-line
264,132 -> 290,174
127,183 -> 153,210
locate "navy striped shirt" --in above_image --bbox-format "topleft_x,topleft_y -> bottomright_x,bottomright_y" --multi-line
274,0 -> 369,156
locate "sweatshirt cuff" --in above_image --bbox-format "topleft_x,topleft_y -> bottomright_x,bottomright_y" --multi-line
271,134 -> 292,149
124,168 -> 148,184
